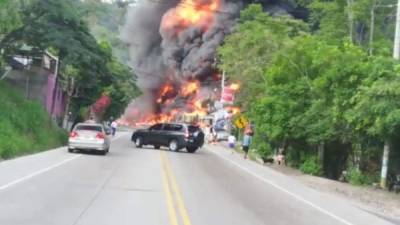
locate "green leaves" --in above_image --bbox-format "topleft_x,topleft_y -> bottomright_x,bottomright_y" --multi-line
0,82 -> 67,159
218,4 -> 308,109
351,68 -> 400,138
217,1 -> 400,178
0,0 -> 139,119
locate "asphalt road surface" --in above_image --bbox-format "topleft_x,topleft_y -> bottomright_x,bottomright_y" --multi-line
0,131 -> 396,225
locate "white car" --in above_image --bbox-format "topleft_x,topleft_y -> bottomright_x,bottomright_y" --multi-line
68,123 -> 111,155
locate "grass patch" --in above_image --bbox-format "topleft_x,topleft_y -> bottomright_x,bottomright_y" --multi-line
0,81 -> 67,159
299,156 -> 323,176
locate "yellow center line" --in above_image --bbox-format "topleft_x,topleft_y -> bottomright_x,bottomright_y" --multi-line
161,153 -> 179,225
160,151 -> 194,225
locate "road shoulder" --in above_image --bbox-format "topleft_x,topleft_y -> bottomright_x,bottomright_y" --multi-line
206,144 -> 396,225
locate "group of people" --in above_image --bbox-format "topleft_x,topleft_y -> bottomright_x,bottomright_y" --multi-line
227,123 -> 254,159
225,123 -> 286,164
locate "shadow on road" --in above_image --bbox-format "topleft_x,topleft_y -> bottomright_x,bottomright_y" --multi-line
135,146 -> 200,154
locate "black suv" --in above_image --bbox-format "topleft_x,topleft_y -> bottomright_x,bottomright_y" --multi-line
131,123 -> 205,153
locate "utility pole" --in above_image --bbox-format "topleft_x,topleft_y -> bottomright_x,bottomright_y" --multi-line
381,141 -> 391,188
393,0 -> 400,59
221,70 -> 225,91
380,0 -> 400,189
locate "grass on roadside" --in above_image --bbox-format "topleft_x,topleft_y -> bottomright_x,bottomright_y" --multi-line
0,81 -> 68,159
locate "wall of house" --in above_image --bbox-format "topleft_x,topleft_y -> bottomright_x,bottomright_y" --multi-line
3,64 -> 65,123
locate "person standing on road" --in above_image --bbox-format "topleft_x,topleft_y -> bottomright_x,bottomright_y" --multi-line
228,134 -> 236,149
111,120 -> 118,136
242,123 -> 254,159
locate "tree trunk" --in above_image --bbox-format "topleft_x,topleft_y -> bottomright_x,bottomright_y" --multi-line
369,1 -> 376,55
347,0 -> 355,43
353,143 -> 362,171
62,77 -> 75,130
318,141 -> 325,167
380,139 -> 391,189
62,95 -> 71,130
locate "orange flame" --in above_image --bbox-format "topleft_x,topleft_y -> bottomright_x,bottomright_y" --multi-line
229,83 -> 240,91
157,83 -> 175,103
162,0 -> 221,33
181,81 -> 200,97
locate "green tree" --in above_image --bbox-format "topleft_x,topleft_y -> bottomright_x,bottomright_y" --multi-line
1,0 -> 139,121
217,4 -> 308,108
348,57 -> 400,187
0,0 -> 22,69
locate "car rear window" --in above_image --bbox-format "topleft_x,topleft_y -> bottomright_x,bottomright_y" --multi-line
188,125 -> 200,133
164,124 -> 184,131
75,125 -> 102,132
150,124 -> 163,131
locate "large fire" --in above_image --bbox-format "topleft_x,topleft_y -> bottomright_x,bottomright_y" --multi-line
162,0 -> 221,33
130,79 -> 240,126
124,0 -> 241,126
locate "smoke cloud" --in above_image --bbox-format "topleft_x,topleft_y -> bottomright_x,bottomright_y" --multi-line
121,0 -> 302,123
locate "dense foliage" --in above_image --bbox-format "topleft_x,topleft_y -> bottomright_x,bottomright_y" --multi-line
218,2 -> 400,183
0,0 -> 139,121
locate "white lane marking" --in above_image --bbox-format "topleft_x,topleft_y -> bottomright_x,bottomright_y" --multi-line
0,133 -> 127,192
209,149 -> 355,225
0,154 -> 81,191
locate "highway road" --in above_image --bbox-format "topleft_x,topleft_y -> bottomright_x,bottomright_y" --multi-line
0,131 -> 396,225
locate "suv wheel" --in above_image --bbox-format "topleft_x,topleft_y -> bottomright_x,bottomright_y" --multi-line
135,136 -> 143,148
169,140 -> 179,151
154,145 -> 160,150
186,147 -> 198,153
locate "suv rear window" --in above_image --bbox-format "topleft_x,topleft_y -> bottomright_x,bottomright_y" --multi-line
188,125 -> 200,133
150,124 -> 163,131
164,124 -> 184,131
75,125 -> 102,132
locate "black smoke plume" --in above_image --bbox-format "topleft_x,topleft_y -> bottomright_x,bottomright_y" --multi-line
121,0 -> 304,122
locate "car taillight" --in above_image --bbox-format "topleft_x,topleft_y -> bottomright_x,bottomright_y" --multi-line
96,132 -> 105,139
69,131 -> 78,138
185,130 -> 190,138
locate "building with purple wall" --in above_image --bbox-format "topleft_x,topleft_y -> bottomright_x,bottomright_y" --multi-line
4,51 -> 66,125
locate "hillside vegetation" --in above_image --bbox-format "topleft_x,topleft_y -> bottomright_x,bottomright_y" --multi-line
218,3 -> 400,186
0,82 -> 67,159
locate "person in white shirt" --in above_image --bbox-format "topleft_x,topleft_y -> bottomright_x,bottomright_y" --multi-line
228,135 -> 236,149
111,121 -> 118,136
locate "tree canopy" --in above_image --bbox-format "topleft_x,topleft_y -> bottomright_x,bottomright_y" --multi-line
218,2 -> 400,183
0,0 -> 139,120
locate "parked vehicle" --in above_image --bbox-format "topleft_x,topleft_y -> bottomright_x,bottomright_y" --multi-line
131,123 -> 204,153
68,123 -> 111,155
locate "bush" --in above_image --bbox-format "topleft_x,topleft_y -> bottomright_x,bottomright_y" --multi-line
254,141 -> 273,159
300,156 -> 323,176
0,82 -> 67,159
347,168 -> 377,185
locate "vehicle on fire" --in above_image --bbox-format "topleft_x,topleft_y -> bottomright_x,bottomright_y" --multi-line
131,123 -> 205,153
